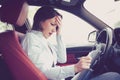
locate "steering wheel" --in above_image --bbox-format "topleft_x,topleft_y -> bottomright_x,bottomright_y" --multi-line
77,28 -> 113,80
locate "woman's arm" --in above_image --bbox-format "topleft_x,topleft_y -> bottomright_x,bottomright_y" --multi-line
56,34 -> 67,63
55,16 -> 67,63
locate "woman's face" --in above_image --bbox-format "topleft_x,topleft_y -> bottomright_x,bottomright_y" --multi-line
40,16 -> 58,38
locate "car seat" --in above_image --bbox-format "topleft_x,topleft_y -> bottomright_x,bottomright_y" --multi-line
0,31 -> 47,80
0,0 -> 47,80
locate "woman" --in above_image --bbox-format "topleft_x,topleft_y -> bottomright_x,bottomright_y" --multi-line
21,6 -> 120,80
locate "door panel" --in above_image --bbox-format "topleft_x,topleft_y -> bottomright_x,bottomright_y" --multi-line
58,45 -> 94,66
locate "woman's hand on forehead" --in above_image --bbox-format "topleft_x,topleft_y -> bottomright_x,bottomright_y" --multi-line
55,16 -> 62,34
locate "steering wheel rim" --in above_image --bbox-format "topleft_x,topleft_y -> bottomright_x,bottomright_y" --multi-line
96,28 -> 113,55
77,28 -> 113,80
90,28 -> 113,62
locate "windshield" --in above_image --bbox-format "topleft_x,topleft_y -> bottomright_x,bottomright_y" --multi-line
84,0 -> 120,29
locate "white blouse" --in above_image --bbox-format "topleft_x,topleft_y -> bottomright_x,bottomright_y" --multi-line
21,30 -> 75,80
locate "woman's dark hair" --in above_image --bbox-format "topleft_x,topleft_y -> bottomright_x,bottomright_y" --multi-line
32,6 -> 62,31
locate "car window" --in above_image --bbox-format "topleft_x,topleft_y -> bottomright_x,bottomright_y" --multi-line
28,6 -> 96,47
0,21 -> 13,33
84,0 -> 120,29
0,5 -> 13,32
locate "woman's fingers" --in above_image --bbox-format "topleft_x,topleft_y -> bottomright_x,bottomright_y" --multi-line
74,56 -> 92,73
80,56 -> 91,68
55,16 -> 62,27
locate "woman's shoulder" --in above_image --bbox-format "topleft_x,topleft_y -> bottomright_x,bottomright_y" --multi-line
26,30 -> 41,37
25,30 -> 45,42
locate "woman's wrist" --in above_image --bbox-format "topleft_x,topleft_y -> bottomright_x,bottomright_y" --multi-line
56,32 -> 61,37
74,63 -> 83,73
56,29 -> 61,35
74,64 -> 78,73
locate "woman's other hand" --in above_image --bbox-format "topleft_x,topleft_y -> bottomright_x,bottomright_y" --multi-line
74,56 -> 92,73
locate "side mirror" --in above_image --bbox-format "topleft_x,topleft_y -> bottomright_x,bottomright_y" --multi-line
88,30 -> 97,42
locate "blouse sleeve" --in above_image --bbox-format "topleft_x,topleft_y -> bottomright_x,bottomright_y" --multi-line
56,34 -> 67,63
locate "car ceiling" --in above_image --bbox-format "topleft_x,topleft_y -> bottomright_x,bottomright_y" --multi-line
0,0 -> 118,7
27,0 -> 85,7
0,0 -> 85,6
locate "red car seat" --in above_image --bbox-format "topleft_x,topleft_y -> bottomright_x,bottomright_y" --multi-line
0,31 -> 47,80
0,0 -> 47,79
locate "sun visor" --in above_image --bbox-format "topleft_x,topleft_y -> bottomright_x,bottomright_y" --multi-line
0,0 -> 26,25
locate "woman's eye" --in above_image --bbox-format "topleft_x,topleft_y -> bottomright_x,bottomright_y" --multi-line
51,23 -> 56,26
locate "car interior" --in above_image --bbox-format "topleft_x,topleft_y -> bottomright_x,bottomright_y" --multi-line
0,0 -> 120,80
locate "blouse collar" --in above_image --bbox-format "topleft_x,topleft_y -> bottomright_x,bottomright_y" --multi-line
30,30 -> 48,40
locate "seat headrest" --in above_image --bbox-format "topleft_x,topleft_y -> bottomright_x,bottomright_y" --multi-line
0,0 -> 28,26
